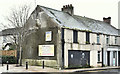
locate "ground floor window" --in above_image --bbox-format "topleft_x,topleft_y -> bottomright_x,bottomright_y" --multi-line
98,51 -> 101,62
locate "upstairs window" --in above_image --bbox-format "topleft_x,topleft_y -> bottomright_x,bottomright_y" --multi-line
106,35 -> 109,44
45,31 -> 52,41
73,30 -> 78,43
86,32 -> 90,44
97,34 -> 100,44
115,36 -> 117,44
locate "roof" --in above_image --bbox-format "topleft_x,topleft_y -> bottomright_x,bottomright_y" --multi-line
0,28 -> 19,36
1,5 -> 118,36
37,5 -> 118,36
73,15 -> 118,35
39,5 -> 89,30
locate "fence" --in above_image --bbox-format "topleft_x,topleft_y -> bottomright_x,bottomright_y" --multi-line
0,50 -> 17,57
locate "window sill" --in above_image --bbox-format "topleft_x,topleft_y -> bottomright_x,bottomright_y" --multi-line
86,43 -> 90,44
96,43 -> 101,45
85,42 -> 90,44
97,62 -> 102,63
73,42 -> 79,44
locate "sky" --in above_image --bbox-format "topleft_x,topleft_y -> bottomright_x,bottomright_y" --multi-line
0,0 -> 120,29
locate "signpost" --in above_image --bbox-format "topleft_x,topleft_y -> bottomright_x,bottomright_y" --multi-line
38,45 -> 54,56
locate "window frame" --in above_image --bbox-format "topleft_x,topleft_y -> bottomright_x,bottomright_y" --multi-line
97,34 -> 100,44
106,35 -> 109,44
115,36 -> 117,44
73,30 -> 78,43
86,32 -> 90,44
98,51 -> 101,62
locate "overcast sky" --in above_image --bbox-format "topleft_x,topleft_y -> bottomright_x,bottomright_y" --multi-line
0,0 -> 119,29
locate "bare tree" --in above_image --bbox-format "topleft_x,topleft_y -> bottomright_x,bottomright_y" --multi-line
1,4 -> 33,66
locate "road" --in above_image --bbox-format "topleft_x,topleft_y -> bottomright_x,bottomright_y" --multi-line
1,69 -> 120,74
75,69 -> 120,74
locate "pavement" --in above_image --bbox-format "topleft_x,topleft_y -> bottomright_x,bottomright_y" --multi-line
0,64 -> 120,73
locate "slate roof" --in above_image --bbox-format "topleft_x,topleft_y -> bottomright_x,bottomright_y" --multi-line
73,15 -> 118,35
1,5 -> 118,36
38,5 -> 118,36
0,28 -> 19,36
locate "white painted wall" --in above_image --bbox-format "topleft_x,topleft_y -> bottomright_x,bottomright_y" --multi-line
63,28 -> 119,67
90,33 -> 96,44
90,50 -> 98,66
64,29 -> 73,43
78,32 -> 85,44
64,43 -> 71,68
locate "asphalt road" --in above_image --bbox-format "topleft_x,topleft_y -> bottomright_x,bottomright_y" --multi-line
1,69 -> 120,74
75,69 -> 120,74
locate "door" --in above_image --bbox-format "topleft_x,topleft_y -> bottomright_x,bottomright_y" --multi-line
107,51 -> 110,66
68,50 -> 90,68
118,51 -> 120,66
113,51 -> 117,66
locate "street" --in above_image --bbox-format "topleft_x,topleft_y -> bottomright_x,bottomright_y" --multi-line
1,69 -> 120,74
0,64 -> 120,74
75,69 -> 120,74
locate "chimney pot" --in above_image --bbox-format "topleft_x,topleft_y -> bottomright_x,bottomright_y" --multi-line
68,5 -> 70,7
66,5 -> 68,8
108,17 -> 111,19
103,17 -> 111,24
61,4 -> 74,15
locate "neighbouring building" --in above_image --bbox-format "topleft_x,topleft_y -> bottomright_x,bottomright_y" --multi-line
1,4 -> 120,68
0,28 -> 17,50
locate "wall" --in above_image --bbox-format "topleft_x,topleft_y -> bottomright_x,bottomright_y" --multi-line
78,31 -> 86,44
63,29 -> 104,67
90,33 -> 96,44
0,50 -> 17,57
64,29 -> 73,43
22,8 -> 62,68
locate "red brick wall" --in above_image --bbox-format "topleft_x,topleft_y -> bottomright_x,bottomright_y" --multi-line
0,50 -> 17,57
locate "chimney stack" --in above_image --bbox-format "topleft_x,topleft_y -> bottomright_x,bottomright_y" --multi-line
103,17 -> 111,24
61,4 -> 74,15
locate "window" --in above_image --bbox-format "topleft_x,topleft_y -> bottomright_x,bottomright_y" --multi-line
98,51 -> 100,62
86,32 -> 90,44
113,51 -> 116,58
106,35 -> 109,44
115,36 -> 117,44
73,30 -> 78,43
97,34 -> 100,44
45,31 -> 52,41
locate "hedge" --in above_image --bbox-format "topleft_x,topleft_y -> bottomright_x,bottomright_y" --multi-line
1,56 -> 17,64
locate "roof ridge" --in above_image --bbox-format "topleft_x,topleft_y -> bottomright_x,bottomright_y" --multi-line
37,5 -> 61,12
73,15 -> 117,30
73,15 -> 101,22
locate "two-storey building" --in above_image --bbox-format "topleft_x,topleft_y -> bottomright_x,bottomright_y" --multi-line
1,4 -> 120,68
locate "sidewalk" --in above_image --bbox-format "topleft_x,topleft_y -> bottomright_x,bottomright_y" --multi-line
0,64 -> 120,73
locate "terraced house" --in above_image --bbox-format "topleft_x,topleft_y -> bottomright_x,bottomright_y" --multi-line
1,4 -> 120,69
